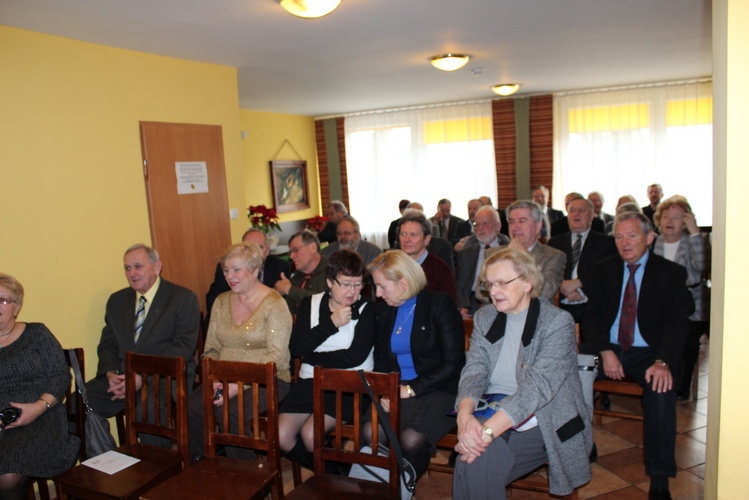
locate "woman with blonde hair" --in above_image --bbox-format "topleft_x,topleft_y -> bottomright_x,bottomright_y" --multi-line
364,250 -> 465,483
653,195 -> 710,400
187,242 -> 292,461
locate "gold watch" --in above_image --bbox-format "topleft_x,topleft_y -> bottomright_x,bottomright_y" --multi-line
482,426 -> 494,440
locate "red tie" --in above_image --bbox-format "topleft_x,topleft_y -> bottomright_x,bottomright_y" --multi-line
618,264 -> 640,350
299,274 -> 312,290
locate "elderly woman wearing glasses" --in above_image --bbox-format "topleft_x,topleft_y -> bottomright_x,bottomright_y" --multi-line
453,247 -> 592,500
365,250 -> 465,483
279,250 -> 377,469
0,273 -> 79,499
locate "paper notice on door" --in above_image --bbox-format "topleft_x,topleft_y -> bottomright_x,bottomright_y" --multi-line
82,450 -> 141,475
176,161 -> 209,194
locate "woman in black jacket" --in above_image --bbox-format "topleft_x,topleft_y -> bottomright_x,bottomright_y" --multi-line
365,250 -> 465,479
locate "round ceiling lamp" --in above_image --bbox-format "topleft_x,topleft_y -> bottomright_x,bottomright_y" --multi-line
279,0 -> 341,18
429,53 -> 471,72
491,84 -> 521,96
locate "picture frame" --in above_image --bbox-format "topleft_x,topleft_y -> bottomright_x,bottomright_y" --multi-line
270,160 -> 310,213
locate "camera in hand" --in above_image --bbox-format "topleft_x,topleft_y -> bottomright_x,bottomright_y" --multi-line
0,407 -> 21,426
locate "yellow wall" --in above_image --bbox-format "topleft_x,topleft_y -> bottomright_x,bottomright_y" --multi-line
239,109 -> 319,240
0,26 -> 246,377
707,0 -> 749,497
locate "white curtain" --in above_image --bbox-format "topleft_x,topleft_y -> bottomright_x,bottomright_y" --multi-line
344,102 -> 496,248
553,81 -> 713,225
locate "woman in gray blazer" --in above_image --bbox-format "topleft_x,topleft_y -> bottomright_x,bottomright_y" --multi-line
453,247 -> 592,500
653,195 -> 711,400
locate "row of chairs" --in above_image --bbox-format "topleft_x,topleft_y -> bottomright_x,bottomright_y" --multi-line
44,351 -> 403,499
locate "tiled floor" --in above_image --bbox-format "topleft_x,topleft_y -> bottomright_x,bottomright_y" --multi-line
280,335 -> 709,499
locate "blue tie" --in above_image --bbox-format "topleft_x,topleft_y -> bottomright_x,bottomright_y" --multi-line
134,296 -> 147,344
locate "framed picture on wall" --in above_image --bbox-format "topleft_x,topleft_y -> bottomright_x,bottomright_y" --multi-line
270,160 -> 310,213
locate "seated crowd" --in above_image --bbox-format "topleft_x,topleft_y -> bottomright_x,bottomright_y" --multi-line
0,183 -> 708,500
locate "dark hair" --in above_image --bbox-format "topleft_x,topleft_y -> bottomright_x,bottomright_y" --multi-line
326,249 -> 368,281
398,199 -> 411,211
289,230 -> 321,251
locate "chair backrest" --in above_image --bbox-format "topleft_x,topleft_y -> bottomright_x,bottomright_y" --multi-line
200,357 -> 280,470
124,352 -> 189,463
64,347 -> 87,462
312,367 -> 401,493
462,317 -> 473,350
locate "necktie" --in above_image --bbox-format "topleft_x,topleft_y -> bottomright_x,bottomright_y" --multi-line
617,264 -> 640,350
299,274 -> 313,290
134,296 -> 146,344
571,234 -> 583,269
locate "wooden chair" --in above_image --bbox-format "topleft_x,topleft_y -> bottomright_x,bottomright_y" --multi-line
285,367 -> 402,499
53,352 -> 188,500
593,378 -> 644,426
140,358 -> 284,500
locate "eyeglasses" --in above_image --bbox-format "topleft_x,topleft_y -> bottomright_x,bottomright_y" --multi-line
334,278 -> 364,290
289,242 -> 311,255
480,276 -> 522,291
0,297 -> 14,305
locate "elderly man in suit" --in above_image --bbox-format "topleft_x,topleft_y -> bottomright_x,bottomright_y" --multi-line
550,192 -> 606,237
430,198 -> 466,243
549,196 -> 617,325
504,200 -> 566,300
583,212 -> 690,500
455,206 -> 510,317
205,228 -> 290,327
322,215 -> 382,264
86,244 -> 200,445
588,191 -> 614,225
318,200 -> 348,244
275,230 -> 328,315
532,186 -> 564,240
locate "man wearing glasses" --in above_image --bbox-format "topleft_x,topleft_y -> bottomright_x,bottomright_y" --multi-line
321,216 -> 382,265
275,230 -> 328,314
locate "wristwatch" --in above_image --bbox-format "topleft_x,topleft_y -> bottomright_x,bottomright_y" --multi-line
405,385 -> 414,398
482,426 -> 494,440
654,359 -> 669,368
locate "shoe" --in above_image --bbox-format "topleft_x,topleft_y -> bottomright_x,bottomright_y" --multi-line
601,392 -> 611,410
648,487 -> 672,500
677,390 -> 690,401
588,443 -> 597,463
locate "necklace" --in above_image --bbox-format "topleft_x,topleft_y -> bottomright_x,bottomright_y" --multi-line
394,304 -> 416,335
0,323 -> 16,350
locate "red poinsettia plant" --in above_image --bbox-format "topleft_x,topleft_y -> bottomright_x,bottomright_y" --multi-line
306,215 -> 329,232
248,205 -> 281,233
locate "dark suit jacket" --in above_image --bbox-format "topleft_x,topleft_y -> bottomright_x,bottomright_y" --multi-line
96,278 -> 200,379
583,252 -> 690,367
374,290 -> 465,395
205,255 -> 290,325
454,219 -> 473,243
550,216 -> 605,237
387,218 -> 401,249
318,221 -> 338,244
548,207 -> 564,224
548,231 -> 617,322
421,253 -> 457,302
431,215 -> 466,243
427,236 -> 455,275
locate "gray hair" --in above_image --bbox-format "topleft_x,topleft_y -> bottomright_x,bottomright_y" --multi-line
398,208 -> 432,237
614,212 -> 653,234
327,200 -> 348,216
476,205 -> 500,222
289,230 -> 321,251
242,228 -> 268,245
0,273 -> 24,309
337,215 -> 360,233
506,200 -> 544,223
124,244 -> 160,264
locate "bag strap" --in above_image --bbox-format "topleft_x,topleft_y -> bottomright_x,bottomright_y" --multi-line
357,370 -> 416,493
67,350 -> 93,413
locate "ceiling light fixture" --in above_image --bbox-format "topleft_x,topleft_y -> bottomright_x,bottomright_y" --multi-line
279,0 -> 341,19
429,53 -> 471,72
491,84 -> 521,96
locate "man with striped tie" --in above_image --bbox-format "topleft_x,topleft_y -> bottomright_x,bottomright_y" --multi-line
548,196 -> 617,327
85,244 -> 200,445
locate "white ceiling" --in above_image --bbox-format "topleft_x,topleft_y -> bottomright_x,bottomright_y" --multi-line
3,0 -> 712,117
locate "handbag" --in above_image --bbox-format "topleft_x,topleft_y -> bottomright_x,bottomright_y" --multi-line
347,370 -> 416,499
68,351 -> 118,459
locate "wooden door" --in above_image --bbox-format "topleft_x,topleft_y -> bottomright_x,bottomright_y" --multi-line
140,121 -> 231,314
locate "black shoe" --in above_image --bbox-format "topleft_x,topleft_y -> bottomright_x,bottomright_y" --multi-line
648,487 -> 672,500
588,443 -> 597,463
677,390 -> 690,401
601,392 -> 611,410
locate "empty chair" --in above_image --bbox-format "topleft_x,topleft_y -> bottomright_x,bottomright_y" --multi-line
53,352 -> 188,500
285,367 -> 402,499
140,358 -> 283,500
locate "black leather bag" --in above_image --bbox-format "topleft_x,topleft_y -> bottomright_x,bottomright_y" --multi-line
68,352 -> 117,459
